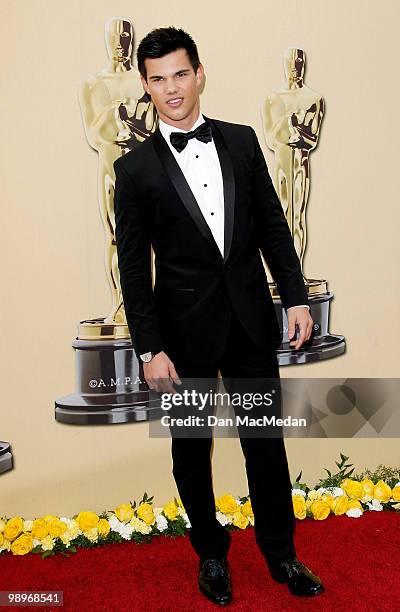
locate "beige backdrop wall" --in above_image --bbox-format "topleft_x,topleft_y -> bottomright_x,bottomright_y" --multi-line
1,0 -> 399,518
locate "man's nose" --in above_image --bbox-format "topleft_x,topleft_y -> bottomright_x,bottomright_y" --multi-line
165,79 -> 178,94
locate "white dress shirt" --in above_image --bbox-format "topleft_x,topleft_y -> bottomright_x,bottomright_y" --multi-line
158,113 -> 309,313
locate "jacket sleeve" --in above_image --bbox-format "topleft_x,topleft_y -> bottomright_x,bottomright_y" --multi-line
248,126 -> 309,310
113,157 -> 163,357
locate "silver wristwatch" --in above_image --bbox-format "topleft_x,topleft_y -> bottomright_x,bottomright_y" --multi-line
140,351 -> 155,363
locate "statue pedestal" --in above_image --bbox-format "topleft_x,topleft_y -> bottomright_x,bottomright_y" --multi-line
0,441 -> 13,475
271,278 -> 346,365
55,329 -> 162,425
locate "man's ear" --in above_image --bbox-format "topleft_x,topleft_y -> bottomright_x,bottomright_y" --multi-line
196,63 -> 204,85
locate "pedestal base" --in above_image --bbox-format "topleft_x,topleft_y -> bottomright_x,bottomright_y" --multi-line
274,290 -> 346,365
55,339 -> 162,425
0,441 -> 13,474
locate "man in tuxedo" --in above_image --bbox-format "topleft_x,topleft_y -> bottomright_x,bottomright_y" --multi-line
114,26 -> 324,605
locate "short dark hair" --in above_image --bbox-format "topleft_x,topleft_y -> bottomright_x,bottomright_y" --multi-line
137,26 -> 200,81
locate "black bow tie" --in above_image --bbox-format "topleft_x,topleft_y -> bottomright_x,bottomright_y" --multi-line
169,121 -> 213,153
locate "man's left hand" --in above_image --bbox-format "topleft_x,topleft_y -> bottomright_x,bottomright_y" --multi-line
287,307 -> 314,350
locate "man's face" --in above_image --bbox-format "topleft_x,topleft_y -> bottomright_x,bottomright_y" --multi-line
141,48 -> 203,127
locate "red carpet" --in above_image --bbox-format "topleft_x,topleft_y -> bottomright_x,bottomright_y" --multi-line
0,511 -> 399,611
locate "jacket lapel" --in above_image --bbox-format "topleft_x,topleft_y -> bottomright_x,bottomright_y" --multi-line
152,115 -> 235,264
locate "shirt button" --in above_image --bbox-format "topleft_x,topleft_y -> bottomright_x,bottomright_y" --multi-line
196,155 -> 199,158
204,183 -> 207,187
211,212 -> 214,215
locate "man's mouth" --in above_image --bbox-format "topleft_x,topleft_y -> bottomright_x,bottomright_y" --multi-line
166,97 -> 184,107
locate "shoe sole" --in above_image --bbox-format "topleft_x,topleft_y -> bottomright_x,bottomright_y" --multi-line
288,584 -> 325,597
198,584 -> 232,605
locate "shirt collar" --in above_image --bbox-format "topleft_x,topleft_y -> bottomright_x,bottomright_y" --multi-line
158,112 -> 206,143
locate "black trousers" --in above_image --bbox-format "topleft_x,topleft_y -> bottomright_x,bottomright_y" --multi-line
169,301 -> 297,563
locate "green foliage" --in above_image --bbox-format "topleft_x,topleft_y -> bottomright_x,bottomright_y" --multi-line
355,464 -> 400,488
316,453 -> 356,488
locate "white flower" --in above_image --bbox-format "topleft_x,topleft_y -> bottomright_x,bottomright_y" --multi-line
109,514 -> 135,538
216,511 -> 229,526
33,538 -> 41,547
59,517 -> 73,527
130,516 -> 151,535
41,535 -> 55,551
366,499 -> 383,511
119,524 -> 134,540
316,487 -> 328,495
330,487 -> 346,497
153,507 -> 163,516
291,488 -> 306,497
108,515 -> 124,531
155,514 -> 168,532
394,481 -> 400,488
346,507 -> 363,518
23,520 -> 33,531
181,513 -> 191,528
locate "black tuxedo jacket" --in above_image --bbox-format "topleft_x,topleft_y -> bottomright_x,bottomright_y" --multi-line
113,115 -> 309,363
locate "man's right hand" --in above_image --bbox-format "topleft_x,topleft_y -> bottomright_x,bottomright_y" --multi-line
143,351 -> 182,394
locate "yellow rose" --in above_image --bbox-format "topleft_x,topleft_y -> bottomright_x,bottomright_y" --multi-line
130,515 -> 152,534
115,503 -> 134,522
216,494 -> 238,514
97,518 -> 110,537
48,519 -> 67,538
136,503 -> 155,526
31,519 -> 49,540
3,517 -> 24,541
232,511 -> 249,529
321,493 -> 335,509
292,495 -> 307,520
341,479 -> 364,500
0,518 -> 6,532
332,495 -> 349,516
163,500 -> 179,521
310,500 -> 331,520
10,533 -> 33,555
76,511 -> 99,532
0,532 -> 3,546
360,479 -> 375,496
347,499 -> 362,510
391,486 -> 400,501
373,480 -> 392,503
83,528 -> 98,542
43,515 -> 58,523
241,500 -> 253,518
176,498 -> 185,509
307,490 -> 320,501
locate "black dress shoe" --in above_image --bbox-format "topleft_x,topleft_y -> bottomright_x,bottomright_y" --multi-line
268,556 -> 324,596
198,557 -> 232,605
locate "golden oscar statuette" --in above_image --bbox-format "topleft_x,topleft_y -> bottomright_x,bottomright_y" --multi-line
262,47 -> 345,364
0,441 -> 13,475
55,17 -> 160,424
